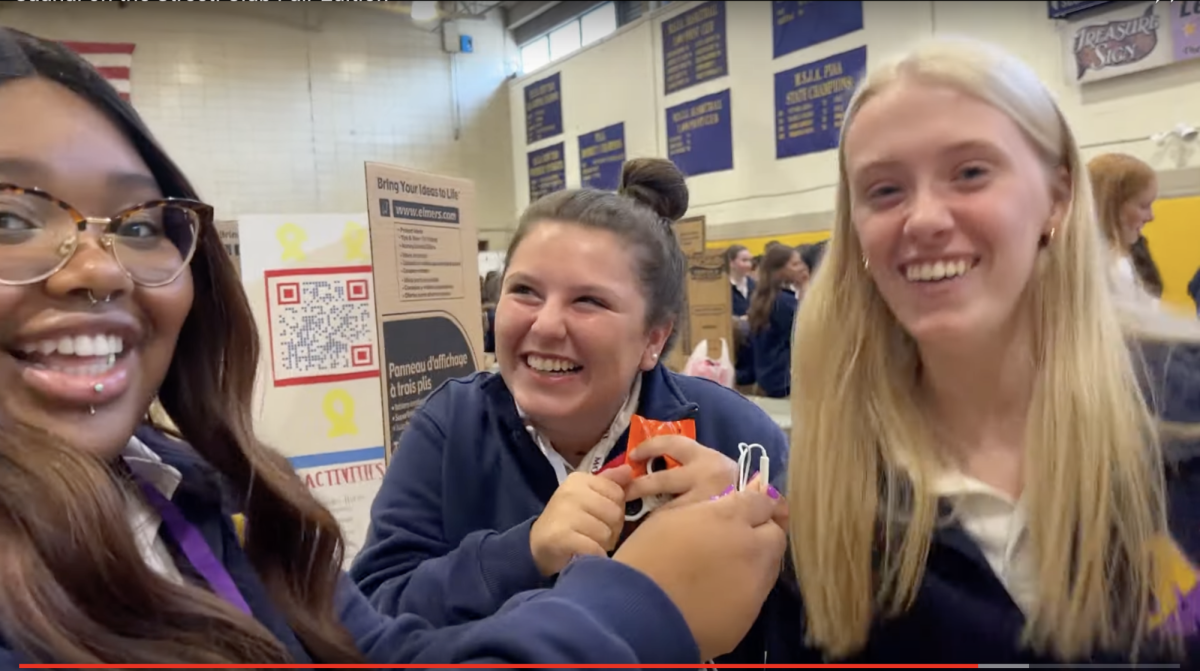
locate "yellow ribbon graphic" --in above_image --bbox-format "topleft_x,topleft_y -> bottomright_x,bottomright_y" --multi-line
322,388 -> 358,438
343,220 -> 370,262
276,222 -> 308,262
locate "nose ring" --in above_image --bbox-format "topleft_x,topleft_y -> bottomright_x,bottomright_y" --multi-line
87,290 -> 112,307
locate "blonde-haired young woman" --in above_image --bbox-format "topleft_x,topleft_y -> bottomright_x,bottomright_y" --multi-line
728,38 -> 1200,665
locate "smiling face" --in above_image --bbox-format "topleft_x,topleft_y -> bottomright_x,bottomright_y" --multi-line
0,78 -> 193,458
495,220 -> 668,444
1118,179 -> 1157,247
843,79 -> 1067,347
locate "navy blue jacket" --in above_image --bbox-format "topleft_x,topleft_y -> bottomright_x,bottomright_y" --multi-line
1140,340 -> 1200,556
725,341 -> 1200,665
731,277 -> 754,317
733,278 -> 756,386
350,364 -> 789,629
1188,269 -> 1200,316
0,427 -> 700,667
751,289 -> 798,398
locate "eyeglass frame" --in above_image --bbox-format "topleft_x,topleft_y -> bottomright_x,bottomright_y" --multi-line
0,182 -> 211,288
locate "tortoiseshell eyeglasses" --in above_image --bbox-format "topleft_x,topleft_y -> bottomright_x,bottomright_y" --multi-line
0,183 -> 210,287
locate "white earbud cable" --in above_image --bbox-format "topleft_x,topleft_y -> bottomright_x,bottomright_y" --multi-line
736,442 -> 769,492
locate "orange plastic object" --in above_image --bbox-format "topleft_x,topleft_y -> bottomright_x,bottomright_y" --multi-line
625,414 -> 693,478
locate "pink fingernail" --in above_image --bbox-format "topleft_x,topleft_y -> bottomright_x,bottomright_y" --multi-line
767,485 -> 780,500
710,484 -> 736,501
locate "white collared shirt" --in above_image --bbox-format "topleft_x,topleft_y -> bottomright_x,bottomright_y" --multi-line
517,375 -> 643,484
1111,255 -> 1161,309
932,469 -> 1037,614
731,275 -> 749,299
122,435 -> 185,584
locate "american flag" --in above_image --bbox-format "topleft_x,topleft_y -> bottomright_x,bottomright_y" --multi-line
60,41 -> 136,103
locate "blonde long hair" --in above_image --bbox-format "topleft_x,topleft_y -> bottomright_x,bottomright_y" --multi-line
788,37 -> 1186,660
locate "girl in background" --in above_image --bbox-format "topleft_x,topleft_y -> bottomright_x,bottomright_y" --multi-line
731,37 -> 1200,665
748,245 -> 808,398
725,244 -> 756,388
1088,153 -> 1163,304
726,244 -> 755,317
801,239 -> 828,276
482,269 -> 501,354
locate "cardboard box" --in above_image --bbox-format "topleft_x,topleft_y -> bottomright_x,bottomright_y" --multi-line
665,216 -> 733,372
684,249 -> 734,360
364,163 -> 484,460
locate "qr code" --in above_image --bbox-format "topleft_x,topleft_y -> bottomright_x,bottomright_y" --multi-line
264,267 -> 381,387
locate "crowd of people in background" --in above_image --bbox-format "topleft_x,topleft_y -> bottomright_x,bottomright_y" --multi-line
726,238 -> 829,398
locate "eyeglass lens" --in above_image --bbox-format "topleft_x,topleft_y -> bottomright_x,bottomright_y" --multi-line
0,186 -> 198,285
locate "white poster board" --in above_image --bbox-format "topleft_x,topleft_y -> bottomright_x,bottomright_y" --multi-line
238,212 -> 384,565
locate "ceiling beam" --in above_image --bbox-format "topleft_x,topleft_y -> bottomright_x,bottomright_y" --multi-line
510,0 -> 604,46
504,0 -> 559,29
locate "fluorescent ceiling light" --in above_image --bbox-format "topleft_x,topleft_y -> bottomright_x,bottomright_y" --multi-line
410,1 -> 438,22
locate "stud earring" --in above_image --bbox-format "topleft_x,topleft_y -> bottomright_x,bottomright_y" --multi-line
652,352 -> 659,360
862,257 -> 870,270
1039,227 -> 1057,248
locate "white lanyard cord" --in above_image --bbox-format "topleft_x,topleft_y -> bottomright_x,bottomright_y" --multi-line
737,442 -> 769,491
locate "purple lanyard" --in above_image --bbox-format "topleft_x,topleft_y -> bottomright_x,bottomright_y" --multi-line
134,476 -> 253,616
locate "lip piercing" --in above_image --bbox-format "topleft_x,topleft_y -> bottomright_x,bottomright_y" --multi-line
94,383 -> 104,393
86,290 -> 112,307
89,405 -> 95,415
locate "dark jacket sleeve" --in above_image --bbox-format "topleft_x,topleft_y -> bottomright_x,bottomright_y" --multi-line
340,556 -> 700,664
348,400 -> 544,626
717,553 -> 823,665
1134,340 -> 1200,559
0,559 -> 699,667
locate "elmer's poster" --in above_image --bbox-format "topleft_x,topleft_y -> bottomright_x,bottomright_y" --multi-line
237,213 -> 386,564
364,163 -> 484,462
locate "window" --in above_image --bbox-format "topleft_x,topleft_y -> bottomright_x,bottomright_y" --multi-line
581,3 -> 618,47
520,38 -> 550,74
519,3 -> 618,74
548,22 -> 581,61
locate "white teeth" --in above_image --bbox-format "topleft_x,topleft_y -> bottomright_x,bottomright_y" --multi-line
906,259 -> 970,282
16,334 -> 126,359
30,360 -> 117,376
526,354 -> 581,373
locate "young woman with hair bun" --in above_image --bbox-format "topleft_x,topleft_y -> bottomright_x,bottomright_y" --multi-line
351,158 -> 790,664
